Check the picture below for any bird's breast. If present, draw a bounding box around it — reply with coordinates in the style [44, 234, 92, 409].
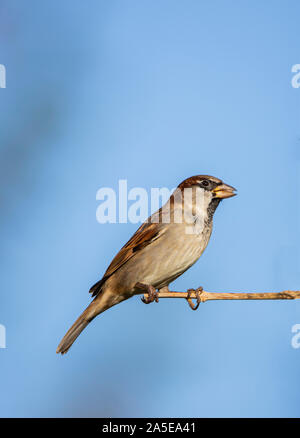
[113, 222, 213, 293]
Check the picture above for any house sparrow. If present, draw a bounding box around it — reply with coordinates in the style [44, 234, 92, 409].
[57, 175, 236, 354]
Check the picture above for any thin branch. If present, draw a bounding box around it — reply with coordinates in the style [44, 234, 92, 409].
[142, 289, 300, 304]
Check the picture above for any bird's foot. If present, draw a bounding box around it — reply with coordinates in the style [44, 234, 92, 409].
[186, 286, 203, 310]
[135, 282, 159, 304]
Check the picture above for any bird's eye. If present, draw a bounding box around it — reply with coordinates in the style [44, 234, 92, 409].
[201, 180, 210, 188]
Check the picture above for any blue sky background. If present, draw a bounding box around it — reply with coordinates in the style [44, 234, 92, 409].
[0, 0, 300, 417]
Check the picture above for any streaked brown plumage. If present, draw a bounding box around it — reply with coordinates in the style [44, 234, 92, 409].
[57, 175, 236, 354]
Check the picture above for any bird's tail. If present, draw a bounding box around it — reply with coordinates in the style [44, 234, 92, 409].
[56, 295, 110, 355]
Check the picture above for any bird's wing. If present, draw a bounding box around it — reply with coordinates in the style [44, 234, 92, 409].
[89, 220, 166, 297]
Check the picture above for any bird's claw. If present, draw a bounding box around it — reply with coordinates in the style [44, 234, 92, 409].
[186, 287, 203, 310]
[141, 287, 159, 304]
[135, 282, 159, 304]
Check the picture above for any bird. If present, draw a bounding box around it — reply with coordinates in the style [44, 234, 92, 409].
[56, 175, 236, 354]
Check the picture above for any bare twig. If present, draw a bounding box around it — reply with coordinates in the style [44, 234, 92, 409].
[141, 288, 300, 305]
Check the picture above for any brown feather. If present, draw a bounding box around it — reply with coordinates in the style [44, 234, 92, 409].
[89, 221, 165, 297]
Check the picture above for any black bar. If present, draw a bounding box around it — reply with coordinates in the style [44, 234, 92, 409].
[0, 418, 299, 434]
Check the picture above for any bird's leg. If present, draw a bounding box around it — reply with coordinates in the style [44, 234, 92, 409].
[135, 282, 159, 304]
[158, 286, 170, 294]
[186, 286, 203, 310]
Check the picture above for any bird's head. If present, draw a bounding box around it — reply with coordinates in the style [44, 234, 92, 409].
[176, 175, 237, 219]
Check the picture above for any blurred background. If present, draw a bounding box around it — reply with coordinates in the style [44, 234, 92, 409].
[0, 0, 300, 417]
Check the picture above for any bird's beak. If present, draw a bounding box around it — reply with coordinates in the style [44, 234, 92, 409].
[212, 183, 237, 199]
